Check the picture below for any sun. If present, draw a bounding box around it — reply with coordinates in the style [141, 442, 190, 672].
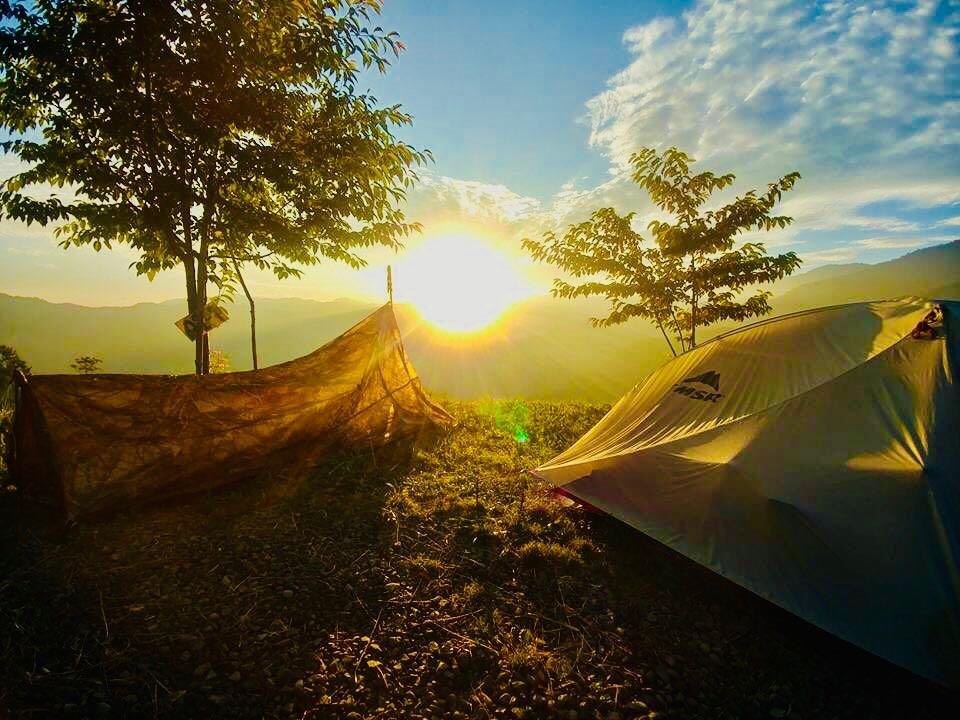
[394, 231, 534, 333]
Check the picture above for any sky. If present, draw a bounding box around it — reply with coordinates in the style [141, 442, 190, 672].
[1, 0, 958, 307]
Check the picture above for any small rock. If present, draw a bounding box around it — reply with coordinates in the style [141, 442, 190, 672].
[282, 589, 294, 599]
[229, 671, 241, 682]
[194, 662, 212, 678]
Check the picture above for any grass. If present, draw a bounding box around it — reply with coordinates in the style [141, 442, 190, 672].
[0, 400, 956, 719]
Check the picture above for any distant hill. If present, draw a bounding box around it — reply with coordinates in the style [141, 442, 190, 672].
[2, 240, 957, 401]
[771, 262, 868, 295]
[0, 293, 375, 375]
[773, 240, 960, 314]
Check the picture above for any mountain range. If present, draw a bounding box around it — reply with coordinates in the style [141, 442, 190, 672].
[2, 240, 957, 402]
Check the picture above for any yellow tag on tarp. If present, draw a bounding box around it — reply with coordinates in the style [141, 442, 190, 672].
[175, 302, 229, 341]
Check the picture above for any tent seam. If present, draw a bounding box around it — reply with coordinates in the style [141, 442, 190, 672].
[676, 297, 930, 357]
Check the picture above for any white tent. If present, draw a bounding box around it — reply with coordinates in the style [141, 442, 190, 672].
[533, 298, 960, 687]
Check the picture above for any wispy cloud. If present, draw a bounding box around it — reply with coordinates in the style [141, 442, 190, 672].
[854, 235, 953, 249]
[414, 175, 543, 224]
[572, 0, 960, 262]
[6, 246, 49, 257]
[801, 247, 859, 263]
[588, 0, 958, 170]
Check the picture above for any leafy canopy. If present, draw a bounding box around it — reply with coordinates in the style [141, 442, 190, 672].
[0, 0, 428, 372]
[524, 147, 801, 353]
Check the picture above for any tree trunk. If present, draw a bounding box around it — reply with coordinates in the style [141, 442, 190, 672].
[179, 202, 210, 375]
[656, 318, 677, 357]
[196, 280, 209, 375]
[195, 251, 210, 375]
[234, 262, 258, 370]
[689, 255, 698, 349]
[182, 252, 204, 376]
[670, 308, 686, 353]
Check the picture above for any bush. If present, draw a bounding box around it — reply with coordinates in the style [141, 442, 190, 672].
[0, 345, 29, 480]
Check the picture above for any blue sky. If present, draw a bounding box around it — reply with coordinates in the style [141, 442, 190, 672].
[1, 0, 958, 304]
[361, 0, 693, 200]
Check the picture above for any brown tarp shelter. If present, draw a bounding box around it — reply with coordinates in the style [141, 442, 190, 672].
[10, 303, 453, 519]
[534, 298, 960, 687]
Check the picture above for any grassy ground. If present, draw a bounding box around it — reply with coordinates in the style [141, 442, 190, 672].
[0, 400, 956, 719]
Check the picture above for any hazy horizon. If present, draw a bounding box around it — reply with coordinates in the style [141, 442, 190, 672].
[5, 239, 958, 402]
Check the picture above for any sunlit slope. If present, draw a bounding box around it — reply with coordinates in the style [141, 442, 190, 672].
[773, 240, 960, 314]
[395, 297, 669, 401]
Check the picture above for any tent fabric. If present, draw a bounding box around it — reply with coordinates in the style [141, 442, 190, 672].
[533, 298, 960, 687]
[11, 303, 454, 519]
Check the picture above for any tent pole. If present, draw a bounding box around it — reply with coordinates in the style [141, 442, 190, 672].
[387, 265, 393, 305]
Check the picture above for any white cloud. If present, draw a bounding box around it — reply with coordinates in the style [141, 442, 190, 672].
[622, 17, 676, 53]
[411, 174, 542, 225]
[6, 246, 49, 256]
[801, 247, 859, 263]
[935, 215, 960, 227]
[577, 0, 959, 259]
[777, 179, 960, 233]
[854, 235, 953, 249]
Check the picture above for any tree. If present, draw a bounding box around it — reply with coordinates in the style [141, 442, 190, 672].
[0, 345, 28, 476]
[0, 0, 428, 375]
[0, 344, 29, 399]
[523, 208, 686, 356]
[524, 147, 801, 353]
[70, 355, 102, 374]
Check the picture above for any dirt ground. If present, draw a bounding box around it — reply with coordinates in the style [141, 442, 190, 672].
[1, 401, 957, 719]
